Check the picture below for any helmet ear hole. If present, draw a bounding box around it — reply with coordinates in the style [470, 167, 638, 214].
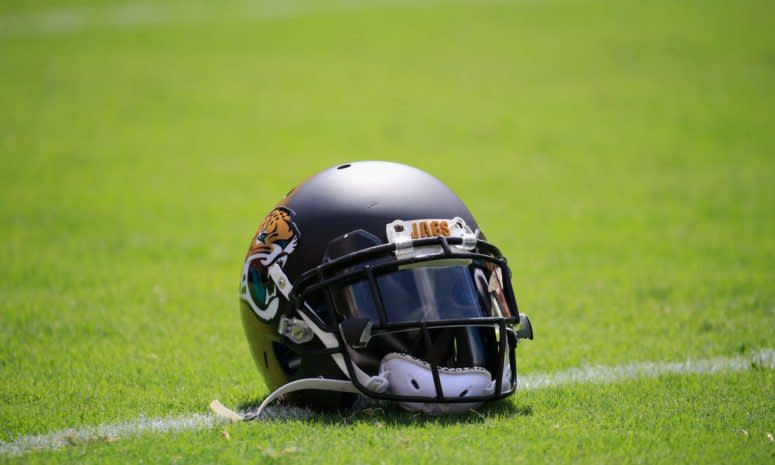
[410, 379, 420, 390]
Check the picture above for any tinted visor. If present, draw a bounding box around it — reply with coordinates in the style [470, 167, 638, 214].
[332, 261, 512, 324]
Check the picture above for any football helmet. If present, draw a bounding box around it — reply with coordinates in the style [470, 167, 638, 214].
[238, 161, 532, 415]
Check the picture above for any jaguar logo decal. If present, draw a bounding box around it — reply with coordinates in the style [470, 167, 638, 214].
[240, 207, 300, 321]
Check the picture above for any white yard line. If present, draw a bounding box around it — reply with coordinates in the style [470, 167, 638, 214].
[0, 414, 220, 457]
[1, 348, 773, 457]
[0, 0, 530, 38]
[519, 348, 775, 390]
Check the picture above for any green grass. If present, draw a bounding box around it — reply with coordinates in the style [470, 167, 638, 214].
[12, 370, 775, 464]
[1, 0, 774, 463]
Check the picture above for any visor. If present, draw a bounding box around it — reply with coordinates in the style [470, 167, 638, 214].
[332, 261, 512, 324]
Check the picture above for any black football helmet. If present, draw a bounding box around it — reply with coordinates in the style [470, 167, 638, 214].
[238, 161, 532, 415]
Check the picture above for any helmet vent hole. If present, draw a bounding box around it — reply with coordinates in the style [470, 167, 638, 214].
[459, 389, 469, 397]
[337, 164, 351, 170]
[410, 379, 420, 390]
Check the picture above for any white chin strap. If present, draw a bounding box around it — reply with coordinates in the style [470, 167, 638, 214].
[210, 265, 517, 420]
[211, 296, 512, 419]
[211, 350, 511, 420]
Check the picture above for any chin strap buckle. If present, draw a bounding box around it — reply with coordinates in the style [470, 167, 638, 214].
[278, 316, 314, 344]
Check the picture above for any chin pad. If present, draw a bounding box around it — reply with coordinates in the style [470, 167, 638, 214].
[379, 352, 506, 415]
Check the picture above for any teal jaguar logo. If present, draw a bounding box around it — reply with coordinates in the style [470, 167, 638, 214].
[240, 207, 300, 321]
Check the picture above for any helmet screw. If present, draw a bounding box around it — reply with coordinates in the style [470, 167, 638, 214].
[394, 224, 404, 232]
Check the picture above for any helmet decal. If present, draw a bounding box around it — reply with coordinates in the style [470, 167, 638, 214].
[240, 207, 300, 321]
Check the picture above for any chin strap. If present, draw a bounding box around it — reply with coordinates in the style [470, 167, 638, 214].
[210, 351, 511, 420]
[211, 378, 362, 422]
[210, 322, 513, 420]
[211, 375, 389, 421]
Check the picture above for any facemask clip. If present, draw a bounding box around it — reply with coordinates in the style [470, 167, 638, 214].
[278, 316, 314, 344]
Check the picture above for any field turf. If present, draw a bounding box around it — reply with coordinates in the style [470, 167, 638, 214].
[1, 0, 774, 463]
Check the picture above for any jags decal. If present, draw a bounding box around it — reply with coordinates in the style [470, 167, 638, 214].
[240, 207, 300, 321]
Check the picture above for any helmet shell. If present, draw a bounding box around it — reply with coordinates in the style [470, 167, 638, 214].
[240, 161, 487, 410]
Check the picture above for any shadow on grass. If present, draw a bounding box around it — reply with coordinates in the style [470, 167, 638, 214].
[236, 396, 533, 426]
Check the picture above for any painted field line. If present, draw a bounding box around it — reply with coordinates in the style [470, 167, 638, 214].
[0, 0, 530, 38]
[1, 348, 773, 456]
[519, 348, 775, 390]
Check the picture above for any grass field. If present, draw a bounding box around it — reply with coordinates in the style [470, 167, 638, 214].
[1, 0, 774, 463]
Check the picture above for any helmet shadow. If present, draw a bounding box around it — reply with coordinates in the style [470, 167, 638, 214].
[236, 396, 532, 426]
